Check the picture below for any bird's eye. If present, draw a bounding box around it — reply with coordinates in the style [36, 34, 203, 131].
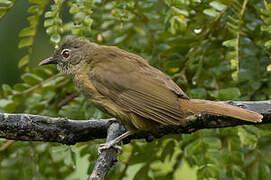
[61, 49, 70, 58]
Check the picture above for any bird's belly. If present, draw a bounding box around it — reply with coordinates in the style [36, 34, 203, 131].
[73, 73, 129, 119]
[72, 72, 158, 131]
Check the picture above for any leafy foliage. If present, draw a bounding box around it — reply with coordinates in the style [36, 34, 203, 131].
[44, 0, 64, 46]
[0, 0, 271, 179]
[0, 0, 15, 19]
[18, 0, 48, 69]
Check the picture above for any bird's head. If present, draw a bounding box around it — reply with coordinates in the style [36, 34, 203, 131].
[39, 38, 98, 75]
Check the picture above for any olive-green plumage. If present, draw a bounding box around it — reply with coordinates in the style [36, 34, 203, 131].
[40, 38, 263, 150]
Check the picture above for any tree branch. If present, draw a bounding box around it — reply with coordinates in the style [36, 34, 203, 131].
[0, 113, 111, 145]
[0, 101, 270, 145]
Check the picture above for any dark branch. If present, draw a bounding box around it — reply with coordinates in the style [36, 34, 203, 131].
[0, 113, 110, 145]
[0, 100, 270, 145]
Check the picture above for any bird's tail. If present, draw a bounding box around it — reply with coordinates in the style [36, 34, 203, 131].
[179, 99, 262, 122]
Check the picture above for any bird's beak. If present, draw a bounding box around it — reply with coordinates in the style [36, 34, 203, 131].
[39, 57, 57, 66]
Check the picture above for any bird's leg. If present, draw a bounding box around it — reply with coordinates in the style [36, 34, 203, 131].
[98, 130, 136, 154]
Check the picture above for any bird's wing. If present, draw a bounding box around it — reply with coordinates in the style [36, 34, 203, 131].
[89, 46, 186, 125]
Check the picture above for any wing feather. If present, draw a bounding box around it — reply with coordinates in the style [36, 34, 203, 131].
[89, 46, 186, 125]
[118, 91, 183, 125]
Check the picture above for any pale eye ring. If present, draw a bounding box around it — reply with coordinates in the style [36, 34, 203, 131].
[61, 49, 70, 58]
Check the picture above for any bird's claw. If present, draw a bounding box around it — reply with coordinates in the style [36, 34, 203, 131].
[105, 118, 117, 128]
[98, 141, 122, 154]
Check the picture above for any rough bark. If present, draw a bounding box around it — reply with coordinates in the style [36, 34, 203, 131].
[0, 101, 270, 144]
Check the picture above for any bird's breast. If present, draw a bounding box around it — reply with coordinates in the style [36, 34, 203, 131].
[72, 64, 127, 120]
[73, 72, 97, 99]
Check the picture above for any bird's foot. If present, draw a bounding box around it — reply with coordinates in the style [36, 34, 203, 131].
[105, 118, 118, 128]
[98, 141, 122, 154]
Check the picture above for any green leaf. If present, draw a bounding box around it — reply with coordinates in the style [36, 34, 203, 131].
[218, 87, 241, 100]
[202, 137, 221, 150]
[0, 99, 16, 112]
[230, 59, 238, 70]
[259, 163, 270, 180]
[27, 15, 39, 25]
[12, 94, 23, 104]
[44, 19, 54, 27]
[33, 68, 54, 79]
[2, 84, 12, 95]
[133, 164, 150, 180]
[13, 83, 31, 91]
[190, 88, 207, 99]
[169, 15, 187, 34]
[59, 103, 84, 120]
[21, 73, 43, 85]
[231, 70, 238, 81]
[160, 140, 176, 161]
[19, 27, 35, 37]
[42, 91, 56, 102]
[83, 16, 93, 26]
[27, 5, 40, 13]
[208, 90, 219, 98]
[222, 39, 236, 47]
[223, 151, 243, 164]
[203, 8, 219, 17]
[264, 40, 271, 48]
[42, 76, 65, 88]
[0, 0, 13, 5]
[69, 4, 79, 14]
[261, 25, 271, 32]
[238, 126, 258, 149]
[64, 149, 76, 168]
[0, 9, 7, 19]
[18, 37, 33, 48]
[44, 11, 56, 18]
[46, 26, 58, 35]
[51, 145, 69, 153]
[197, 165, 219, 179]
[210, 1, 227, 11]
[29, 0, 45, 4]
[227, 21, 239, 32]
[0, 1, 14, 19]
[18, 55, 30, 68]
[184, 138, 206, 156]
[171, 6, 189, 16]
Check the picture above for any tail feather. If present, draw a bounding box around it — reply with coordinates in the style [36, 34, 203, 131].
[179, 99, 262, 122]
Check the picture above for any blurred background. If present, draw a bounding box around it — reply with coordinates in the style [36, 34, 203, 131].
[0, 0, 51, 85]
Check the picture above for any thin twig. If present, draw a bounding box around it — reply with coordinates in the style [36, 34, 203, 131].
[57, 92, 79, 108]
[118, 148, 134, 180]
[22, 73, 63, 94]
[240, 0, 248, 16]
[234, 0, 248, 80]
[263, 0, 268, 8]
[0, 140, 15, 152]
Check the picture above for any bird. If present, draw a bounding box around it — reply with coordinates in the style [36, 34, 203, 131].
[39, 38, 263, 152]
